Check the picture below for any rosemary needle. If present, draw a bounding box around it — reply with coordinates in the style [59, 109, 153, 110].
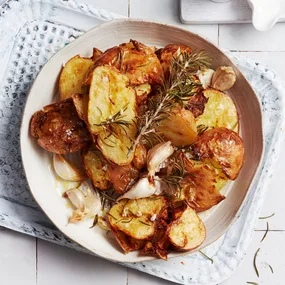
[267, 263, 274, 274]
[253, 248, 260, 278]
[199, 250, 214, 264]
[89, 215, 98, 229]
[259, 213, 275, 220]
[247, 282, 259, 285]
[260, 222, 269, 242]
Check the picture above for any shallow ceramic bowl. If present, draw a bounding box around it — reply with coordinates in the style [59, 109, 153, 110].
[20, 19, 263, 262]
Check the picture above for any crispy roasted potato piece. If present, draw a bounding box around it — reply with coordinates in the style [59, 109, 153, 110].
[85, 40, 163, 86]
[88, 65, 137, 164]
[168, 206, 205, 250]
[92, 47, 103, 61]
[106, 163, 139, 194]
[180, 158, 226, 212]
[193, 127, 245, 180]
[59, 55, 94, 100]
[196, 89, 239, 132]
[108, 197, 167, 240]
[186, 92, 208, 118]
[132, 144, 147, 170]
[158, 108, 197, 146]
[134, 83, 151, 106]
[30, 99, 91, 154]
[81, 146, 112, 190]
[71, 94, 89, 123]
[156, 44, 192, 77]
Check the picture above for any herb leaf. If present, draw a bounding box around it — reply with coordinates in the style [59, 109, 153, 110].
[199, 250, 214, 264]
[260, 222, 269, 242]
[89, 215, 98, 229]
[253, 248, 260, 278]
[259, 213, 275, 220]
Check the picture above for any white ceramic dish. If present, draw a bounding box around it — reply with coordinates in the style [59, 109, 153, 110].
[20, 19, 263, 263]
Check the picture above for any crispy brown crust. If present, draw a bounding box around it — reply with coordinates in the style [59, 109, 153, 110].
[30, 99, 91, 154]
[92, 47, 103, 61]
[192, 127, 245, 180]
[186, 92, 209, 118]
[156, 44, 192, 77]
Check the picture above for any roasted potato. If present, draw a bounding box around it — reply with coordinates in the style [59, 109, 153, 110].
[158, 107, 198, 146]
[59, 55, 94, 100]
[168, 206, 206, 250]
[132, 144, 147, 170]
[84, 40, 163, 86]
[92, 47, 103, 61]
[192, 127, 245, 180]
[30, 99, 91, 154]
[106, 163, 139, 194]
[196, 89, 239, 132]
[156, 44, 192, 77]
[81, 146, 112, 190]
[71, 94, 89, 123]
[108, 197, 168, 240]
[186, 92, 208, 118]
[180, 158, 226, 212]
[134, 83, 152, 106]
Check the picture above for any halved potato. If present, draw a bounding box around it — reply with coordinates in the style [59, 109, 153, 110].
[81, 146, 112, 190]
[71, 94, 89, 123]
[180, 158, 226, 212]
[156, 44, 192, 77]
[158, 108, 197, 146]
[192, 127, 245, 180]
[168, 206, 206, 250]
[30, 99, 91, 154]
[196, 88, 239, 132]
[108, 197, 167, 240]
[59, 55, 94, 100]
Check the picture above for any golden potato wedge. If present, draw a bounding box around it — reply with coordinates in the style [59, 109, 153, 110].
[196, 88, 239, 132]
[186, 92, 208, 118]
[71, 94, 89, 123]
[180, 158, 226, 212]
[30, 99, 91, 154]
[106, 162, 139, 194]
[81, 146, 112, 190]
[157, 108, 198, 146]
[192, 127, 245, 180]
[132, 144, 147, 170]
[108, 197, 167, 240]
[156, 44, 192, 77]
[168, 206, 205, 250]
[92, 47, 103, 61]
[59, 55, 94, 100]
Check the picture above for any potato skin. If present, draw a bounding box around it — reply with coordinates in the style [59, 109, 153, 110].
[156, 44, 192, 77]
[92, 47, 103, 61]
[192, 127, 245, 180]
[186, 92, 208, 118]
[30, 99, 91, 154]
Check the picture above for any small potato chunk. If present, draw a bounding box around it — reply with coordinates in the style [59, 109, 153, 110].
[196, 89, 239, 132]
[156, 44, 192, 77]
[193, 127, 245, 180]
[158, 108, 197, 147]
[92, 47, 103, 61]
[108, 197, 167, 240]
[88, 66, 137, 164]
[71, 94, 89, 123]
[180, 158, 226, 212]
[82, 146, 112, 190]
[132, 144, 147, 170]
[30, 99, 90, 154]
[59, 56, 94, 100]
[168, 206, 206, 250]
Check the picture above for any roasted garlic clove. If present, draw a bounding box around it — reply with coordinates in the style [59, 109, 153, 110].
[147, 141, 174, 177]
[53, 154, 86, 181]
[211, 66, 236, 91]
[196, 69, 215, 89]
[117, 177, 162, 201]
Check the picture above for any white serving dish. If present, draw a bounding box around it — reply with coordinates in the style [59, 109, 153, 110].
[20, 18, 263, 263]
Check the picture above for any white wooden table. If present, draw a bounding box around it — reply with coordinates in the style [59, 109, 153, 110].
[1, 0, 285, 284]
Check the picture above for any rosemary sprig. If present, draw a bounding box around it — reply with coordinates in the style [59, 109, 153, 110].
[130, 51, 211, 152]
[260, 222, 269, 242]
[253, 248, 260, 278]
[259, 213, 275, 220]
[199, 250, 214, 264]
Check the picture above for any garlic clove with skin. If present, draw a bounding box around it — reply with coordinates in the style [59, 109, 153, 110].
[117, 177, 162, 201]
[196, 69, 215, 89]
[147, 141, 174, 177]
[211, 66, 236, 91]
[53, 154, 86, 182]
